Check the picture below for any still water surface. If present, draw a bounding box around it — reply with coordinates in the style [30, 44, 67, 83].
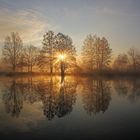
[0, 76, 140, 139]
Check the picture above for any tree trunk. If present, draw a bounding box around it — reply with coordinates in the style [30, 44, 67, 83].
[60, 61, 65, 77]
[21, 66, 23, 72]
[50, 65, 53, 75]
[28, 65, 30, 72]
[31, 64, 33, 72]
[13, 65, 16, 72]
[61, 75, 65, 84]
[50, 59, 53, 74]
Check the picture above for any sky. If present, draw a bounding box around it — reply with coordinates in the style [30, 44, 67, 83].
[0, 0, 140, 55]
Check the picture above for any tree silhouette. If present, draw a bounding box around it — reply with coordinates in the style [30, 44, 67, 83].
[82, 35, 112, 73]
[2, 32, 23, 72]
[24, 45, 39, 72]
[42, 31, 56, 74]
[94, 37, 112, 71]
[81, 35, 95, 72]
[113, 53, 129, 72]
[54, 33, 76, 76]
[128, 47, 140, 71]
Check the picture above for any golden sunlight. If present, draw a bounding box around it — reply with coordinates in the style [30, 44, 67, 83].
[58, 54, 66, 61]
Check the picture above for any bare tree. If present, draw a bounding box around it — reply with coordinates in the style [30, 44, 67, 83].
[37, 49, 49, 72]
[94, 37, 112, 71]
[81, 35, 112, 73]
[2, 32, 23, 72]
[37, 31, 76, 75]
[81, 35, 96, 72]
[24, 45, 39, 72]
[113, 53, 129, 72]
[42, 31, 56, 74]
[55, 33, 76, 76]
[17, 52, 26, 72]
[128, 47, 140, 71]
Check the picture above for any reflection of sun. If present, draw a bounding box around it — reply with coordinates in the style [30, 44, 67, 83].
[58, 54, 66, 61]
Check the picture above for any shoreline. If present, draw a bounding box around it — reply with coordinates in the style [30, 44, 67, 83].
[0, 71, 140, 78]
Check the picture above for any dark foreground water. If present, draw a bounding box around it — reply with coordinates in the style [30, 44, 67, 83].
[0, 76, 140, 140]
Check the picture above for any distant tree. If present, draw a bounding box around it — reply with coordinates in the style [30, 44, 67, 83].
[128, 47, 140, 71]
[55, 33, 76, 76]
[81, 35, 96, 72]
[2, 32, 23, 72]
[37, 49, 49, 72]
[17, 52, 26, 72]
[24, 45, 39, 72]
[113, 53, 129, 71]
[94, 37, 112, 71]
[42, 31, 56, 74]
[82, 35, 112, 73]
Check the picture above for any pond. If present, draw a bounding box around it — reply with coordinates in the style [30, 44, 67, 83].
[0, 76, 140, 139]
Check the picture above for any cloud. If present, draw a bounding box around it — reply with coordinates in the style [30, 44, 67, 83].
[0, 8, 49, 46]
[94, 7, 139, 17]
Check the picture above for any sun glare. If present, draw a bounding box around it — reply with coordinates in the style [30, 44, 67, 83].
[58, 54, 66, 61]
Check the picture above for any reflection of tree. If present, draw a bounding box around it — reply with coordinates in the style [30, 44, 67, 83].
[114, 79, 140, 102]
[2, 76, 77, 119]
[114, 80, 129, 97]
[36, 77, 77, 120]
[21, 77, 41, 104]
[55, 78, 77, 118]
[35, 77, 58, 120]
[82, 79, 111, 115]
[128, 80, 140, 102]
[3, 80, 23, 117]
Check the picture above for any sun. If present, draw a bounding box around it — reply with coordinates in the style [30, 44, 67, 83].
[58, 54, 66, 61]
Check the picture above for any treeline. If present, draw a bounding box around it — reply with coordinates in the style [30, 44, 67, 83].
[2, 31, 76, 75]
[113, 48, 140, 73]
[1, 31, 140, 75]
[81, 35, 140, 75]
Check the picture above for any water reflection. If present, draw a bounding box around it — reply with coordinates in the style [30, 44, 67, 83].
[114, 80, 129, 97]
[3, 80, 23, 117]
[113, 79, 140, 102]
[35, 76, 77, 120]
[81, 78, 111, 115]
[128, 80, 140, 102]
[2, 76, 140, 119]
[2, 76, 77, 120]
